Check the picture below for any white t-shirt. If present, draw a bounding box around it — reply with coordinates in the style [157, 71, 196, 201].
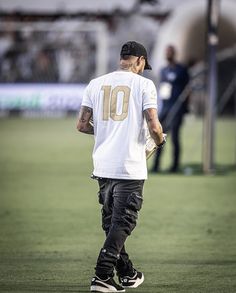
[81, 71, 157, 179]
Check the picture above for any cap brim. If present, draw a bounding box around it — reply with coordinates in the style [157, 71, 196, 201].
[144, 60, 152, 70]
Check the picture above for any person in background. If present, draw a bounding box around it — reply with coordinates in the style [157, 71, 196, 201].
[151, 45, 189, 173]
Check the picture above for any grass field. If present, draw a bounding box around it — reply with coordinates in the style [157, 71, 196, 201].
[0, 117, 236, 293]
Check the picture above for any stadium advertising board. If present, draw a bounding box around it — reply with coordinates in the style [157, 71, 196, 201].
[0, 84, 86, 114]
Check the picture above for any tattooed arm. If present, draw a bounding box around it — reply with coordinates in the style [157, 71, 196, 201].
[144, 108, 164, 146]
[76, 106, 94, 135]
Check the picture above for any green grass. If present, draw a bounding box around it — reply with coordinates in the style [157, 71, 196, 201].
[0, 117, 236, 293]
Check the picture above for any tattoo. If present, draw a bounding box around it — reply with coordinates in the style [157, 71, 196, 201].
[77, 106, 94, 135]
[83, 123, 94, 135]
[79, 106, 93, 122]
[144, 109, 154, 122]
[120, 63, 133, 70]
[144, 108, 163, 145]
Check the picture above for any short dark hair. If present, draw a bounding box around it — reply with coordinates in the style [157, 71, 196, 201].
[120, 54, 133, 60]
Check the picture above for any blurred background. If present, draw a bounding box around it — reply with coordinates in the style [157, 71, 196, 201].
[0, 0, 235, 112]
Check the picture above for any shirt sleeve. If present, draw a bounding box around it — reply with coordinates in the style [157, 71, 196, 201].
[81, 81, 93, 108]
[142, 79, 158, 111]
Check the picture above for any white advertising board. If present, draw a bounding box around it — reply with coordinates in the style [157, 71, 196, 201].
[0, 84, 86, 111]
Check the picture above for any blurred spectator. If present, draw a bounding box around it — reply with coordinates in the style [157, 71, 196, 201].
[1, 49, 19, 82]
[0, 14, 158, 83]
[0, 21, 97, 83]
[151, 45, 189, 173]
[32, 48, 58, 83]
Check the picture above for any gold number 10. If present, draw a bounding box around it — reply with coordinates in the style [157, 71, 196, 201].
[102, 85, 130, 121]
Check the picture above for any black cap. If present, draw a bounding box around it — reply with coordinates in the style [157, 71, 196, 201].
[120, 41, 152, 70]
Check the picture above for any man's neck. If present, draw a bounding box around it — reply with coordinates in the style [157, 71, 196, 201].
[120, 63, 132, 71]
[119, 64, 140, 74]
[168, 60, 176, 67]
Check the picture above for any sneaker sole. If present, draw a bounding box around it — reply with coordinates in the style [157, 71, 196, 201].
[90, 285, 126, 292]
[122, 274, 144, 289]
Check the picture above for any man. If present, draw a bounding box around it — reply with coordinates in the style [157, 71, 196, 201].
[151, 45, 189, 173]
[77, 41, 166, 292]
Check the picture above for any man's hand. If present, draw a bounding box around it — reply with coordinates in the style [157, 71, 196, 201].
[146, 133, 167, 160]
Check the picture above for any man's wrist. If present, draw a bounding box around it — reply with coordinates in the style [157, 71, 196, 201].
[157, 133, 167, 148]
[157, 141, 165, 147]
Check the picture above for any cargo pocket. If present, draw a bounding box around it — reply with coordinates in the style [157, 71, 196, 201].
[122, 192, 143, 235]
[126, 191, 143, 212]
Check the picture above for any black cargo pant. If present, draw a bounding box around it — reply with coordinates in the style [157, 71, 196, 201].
[95, 178, 144, 278]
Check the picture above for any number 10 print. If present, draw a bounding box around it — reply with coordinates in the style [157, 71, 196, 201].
[102, 86, 130, 121]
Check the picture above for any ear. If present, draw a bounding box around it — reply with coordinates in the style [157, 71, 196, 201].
[136, 57, 141, 66]
[137, 56, 144, 66]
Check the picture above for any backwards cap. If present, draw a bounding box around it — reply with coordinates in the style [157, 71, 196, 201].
[120, 41, 152, 70]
